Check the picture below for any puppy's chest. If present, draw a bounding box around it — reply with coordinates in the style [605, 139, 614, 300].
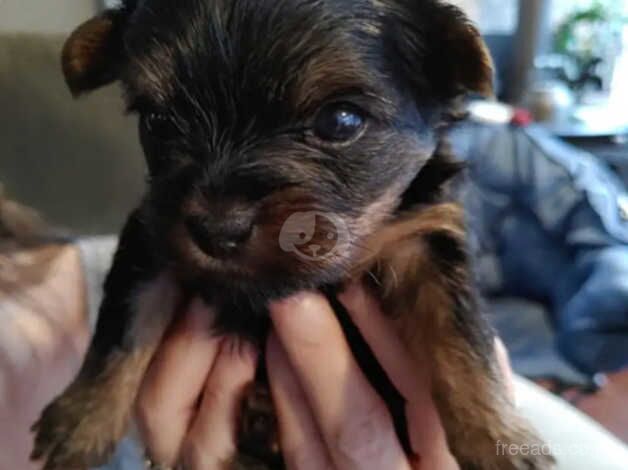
[187, 283, 342, 343]
[187, 286, 274, 342]
[176, 270, 341, 340]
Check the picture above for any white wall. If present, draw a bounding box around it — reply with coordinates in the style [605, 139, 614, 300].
[0, 0, 99, 33]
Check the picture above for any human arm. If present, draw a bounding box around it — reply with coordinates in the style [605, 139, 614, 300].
[0, 244, 89, 470]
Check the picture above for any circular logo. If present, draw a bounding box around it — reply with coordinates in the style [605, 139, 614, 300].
[279, 212, 350, 261]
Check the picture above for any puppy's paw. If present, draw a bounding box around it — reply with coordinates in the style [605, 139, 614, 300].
[31, 384, 127, 470]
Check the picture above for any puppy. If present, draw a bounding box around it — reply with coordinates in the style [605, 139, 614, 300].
[33, 1, 554, 469]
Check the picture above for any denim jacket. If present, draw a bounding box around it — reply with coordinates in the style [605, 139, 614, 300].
[451, 123, 628, 375]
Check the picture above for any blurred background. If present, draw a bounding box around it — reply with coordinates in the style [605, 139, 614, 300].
[0, 0, 143, 234]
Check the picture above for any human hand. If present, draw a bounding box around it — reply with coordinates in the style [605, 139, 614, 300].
[266, 284, 460, 470]
[136, 299, 259, 469]
[0, 244, 88, 470]
[137, 285, 515, 469]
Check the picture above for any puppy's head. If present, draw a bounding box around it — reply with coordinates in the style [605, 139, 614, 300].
[63, 0, 492, 293]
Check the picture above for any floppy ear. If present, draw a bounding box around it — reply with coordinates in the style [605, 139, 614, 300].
[387, 0, 494, 100]
[62, 8, 130, 96]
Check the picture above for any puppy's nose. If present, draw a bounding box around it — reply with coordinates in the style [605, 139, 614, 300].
[185, 211, 254, 258]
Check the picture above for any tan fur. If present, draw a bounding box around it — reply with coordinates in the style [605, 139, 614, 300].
[32, 274, 181, 470]
[448, 26, 495, 97]
[293, 45, 382, 113]
[61, 12, 122, 96]
[356, 204, 554, 469]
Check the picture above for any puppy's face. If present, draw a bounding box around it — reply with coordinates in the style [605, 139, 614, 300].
[63, 0, 491, 293]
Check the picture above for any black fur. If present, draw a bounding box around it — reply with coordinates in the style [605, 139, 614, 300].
[33, 2, 513, 469]
[109, 0, 481, 334]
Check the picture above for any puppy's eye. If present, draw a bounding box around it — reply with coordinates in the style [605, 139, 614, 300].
[314, 103, 366, 142]
[141, 112, 180, 140]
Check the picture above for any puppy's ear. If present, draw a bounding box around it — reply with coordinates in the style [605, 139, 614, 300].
[387, 0, 494, 100]
[62, 8, 130, 96]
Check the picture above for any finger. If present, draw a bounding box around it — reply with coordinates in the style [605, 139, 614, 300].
[338, 283, 457, 469]
[270, 292, 412, 470]
[266, 333, 333, 470]
[136, 298, 221, 466]
[182, 336, 258, 469]
[337, 283, 429, 397]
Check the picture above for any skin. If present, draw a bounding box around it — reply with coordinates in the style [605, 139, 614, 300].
[0, 245, 88, 470]
[138, 284, 511, 470]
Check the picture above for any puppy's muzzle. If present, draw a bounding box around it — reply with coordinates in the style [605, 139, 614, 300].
[184, 204, 256, 258]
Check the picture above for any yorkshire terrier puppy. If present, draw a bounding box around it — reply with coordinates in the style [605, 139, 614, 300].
[33, 1, 554, 469]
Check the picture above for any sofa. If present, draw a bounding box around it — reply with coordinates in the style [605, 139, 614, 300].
[0, 33, 145, 235]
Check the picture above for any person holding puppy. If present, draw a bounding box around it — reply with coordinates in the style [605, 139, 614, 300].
[2, 187, 627, 470]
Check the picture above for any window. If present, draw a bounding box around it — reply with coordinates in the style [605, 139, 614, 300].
[449, 0, 518, 34]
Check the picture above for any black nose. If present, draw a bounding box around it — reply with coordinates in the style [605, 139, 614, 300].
[185, 212, 254, 258]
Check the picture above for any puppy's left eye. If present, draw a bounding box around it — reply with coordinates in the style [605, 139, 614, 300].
[314, 103, 366, 142]
[141, 112, 180, 141]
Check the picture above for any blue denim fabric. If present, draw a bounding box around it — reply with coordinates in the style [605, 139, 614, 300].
[94, 439, 144, 470]
[451, 123, 628, 376]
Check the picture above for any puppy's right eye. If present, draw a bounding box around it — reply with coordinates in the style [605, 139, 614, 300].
[313, 103, 366, 143]
[141, 112, 180, 141]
